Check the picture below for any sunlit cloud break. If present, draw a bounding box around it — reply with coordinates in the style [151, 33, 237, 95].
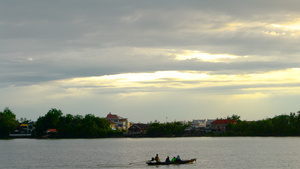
[52, 68, 300, 97]
[175, 50, 239, 62]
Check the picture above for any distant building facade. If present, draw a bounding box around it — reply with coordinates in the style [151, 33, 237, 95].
[9, 121, 35, 137]
[127, 123, 149, 136]
[190, 119, 217, 133]
[211, 119, 236, 133]
[183, 119, 217, 135]
[205, 119, 216, 133]
[191, 119, 206, 128]
[105, 113, 130, 130]
[107, 120, 118, 130]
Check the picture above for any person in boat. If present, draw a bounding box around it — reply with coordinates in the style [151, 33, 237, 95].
[171, 157, 176, 162]
[165, 156, 170, 163]
[176, 155, 181, 161]
[154, 154, 160, 162]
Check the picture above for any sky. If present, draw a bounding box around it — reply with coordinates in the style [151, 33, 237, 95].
[1, 0, 300, 123]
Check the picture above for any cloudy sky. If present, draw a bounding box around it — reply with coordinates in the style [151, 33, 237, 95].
[1, 0, 300, 123]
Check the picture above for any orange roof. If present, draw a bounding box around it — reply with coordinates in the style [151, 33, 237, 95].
[47, 129, 57, 132]
[20, 124, 28, 127]
[211, 119, 236, 124]
[106, 113, 122, 119]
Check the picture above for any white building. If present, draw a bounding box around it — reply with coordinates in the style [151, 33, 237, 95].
[191, 119, 207, 128]
[191, 119, 216, 133]
[205, 119, 216, 133]
[105, 113, 130, 130]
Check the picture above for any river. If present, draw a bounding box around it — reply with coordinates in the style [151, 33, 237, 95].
[1, 137, 300, 169]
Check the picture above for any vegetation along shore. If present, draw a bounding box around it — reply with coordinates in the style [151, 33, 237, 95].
[1, 107, 300, 139]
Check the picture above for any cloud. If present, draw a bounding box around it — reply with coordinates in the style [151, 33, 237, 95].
[1, 46, 299, 88]
[2, 1, 300, 121]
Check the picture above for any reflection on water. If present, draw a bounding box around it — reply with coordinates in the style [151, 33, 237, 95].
[1, 137, 300, 169]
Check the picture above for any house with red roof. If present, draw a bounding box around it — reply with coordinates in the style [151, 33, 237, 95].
[211, 119, 236, 133]
[46, 129, 57, 133]
[106, 113, 130, 130]
[107, 120, 118, 130]
[45, 128, 58, 138]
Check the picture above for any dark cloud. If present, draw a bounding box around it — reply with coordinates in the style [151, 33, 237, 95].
[1, 0, 300, 87]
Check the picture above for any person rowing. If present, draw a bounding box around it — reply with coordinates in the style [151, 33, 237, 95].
[176, 155, 181, 161]
[171, 156, 176, 162]
[154, 154, 160, 162]
[165, 156, 170, 163]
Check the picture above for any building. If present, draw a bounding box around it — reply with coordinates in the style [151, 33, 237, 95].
[191, 119, 206, 128]
[9, 122, 35, 138]
[46, 129, 57, 133]
[205, 119, 216, 133]
[105, 113, 130, 130]
[127, 123, 149, 136]
[190, 119, 206, 134]
[46, 128, 58, 138]
[107, 120, 118, 130]
[190, 119, 217, 133]
[211, 119, 236, 133]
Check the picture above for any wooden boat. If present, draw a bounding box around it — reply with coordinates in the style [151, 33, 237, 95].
[146, 158, 196, 165]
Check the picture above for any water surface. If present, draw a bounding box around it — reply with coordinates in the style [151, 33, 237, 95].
[1, 137, 300, 169]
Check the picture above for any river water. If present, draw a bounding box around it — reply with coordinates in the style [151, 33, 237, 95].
[1, 137, 300, 169]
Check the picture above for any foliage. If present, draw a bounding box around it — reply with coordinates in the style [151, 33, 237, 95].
[6, 106, 300, 138]
[227, 114, 241, 123]
[19, 117, 30, 124]
[35, 108, 63, 137]
[0, 108, 19, 138]
[147, 122, 189, 137]
[35, 108, 120, 138]
[225, 111, 300, 136]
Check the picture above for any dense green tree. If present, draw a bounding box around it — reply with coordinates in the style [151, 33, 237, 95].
[225, 111, 300, 136]
[19, 117, 30, 124]
[0, 108, 18, 138]
[147, 122, 189, 137]
[35, 108, 115, 138]
[35, 108, 63, 136]
[227, 114, 241, 123]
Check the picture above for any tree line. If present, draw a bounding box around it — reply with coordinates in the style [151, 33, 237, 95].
[147, 121, 189, 137]
[2, 107, 300, 138]
[225, 111, 300, 136]
[0, 108, 122, 138]
[0, 108, 19, 138]
[35, 108, 123, 138]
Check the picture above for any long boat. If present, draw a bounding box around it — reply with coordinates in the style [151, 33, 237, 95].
[146, 158, 196, 165]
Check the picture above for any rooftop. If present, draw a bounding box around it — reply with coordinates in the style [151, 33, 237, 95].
[106, 113, 122, 119]
[211, 119, 236, 124]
